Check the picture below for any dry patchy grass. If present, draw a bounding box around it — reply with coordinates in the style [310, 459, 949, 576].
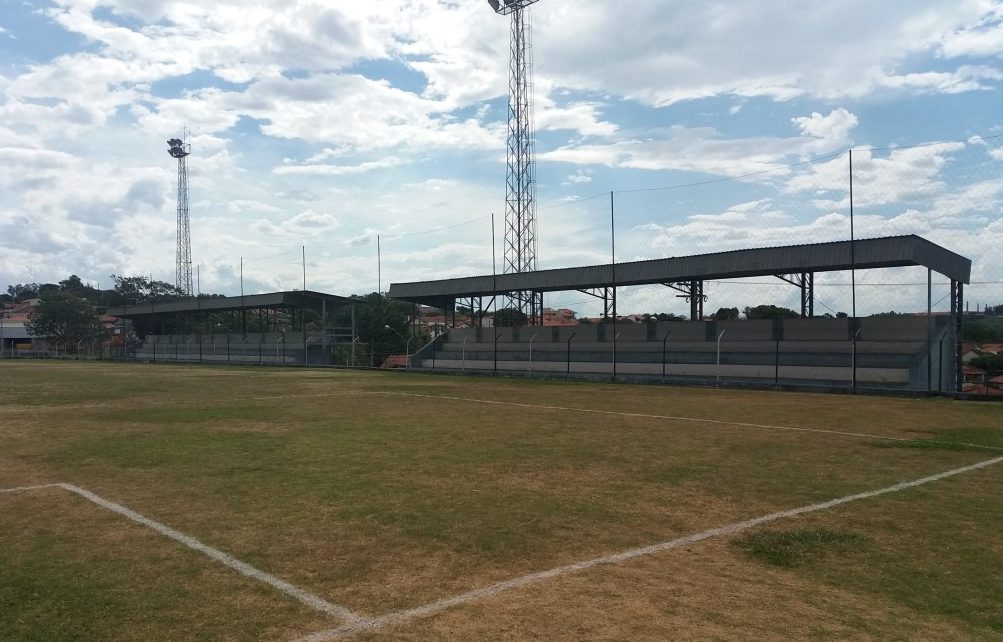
[1, 360, 1001, 640]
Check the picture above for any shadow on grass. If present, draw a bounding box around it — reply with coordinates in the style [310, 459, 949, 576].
[734, 528, 867, 568]
[871, 427, 1003, 453]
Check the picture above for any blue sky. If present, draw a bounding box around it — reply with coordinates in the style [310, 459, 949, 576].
[1, 0, 1002, 316]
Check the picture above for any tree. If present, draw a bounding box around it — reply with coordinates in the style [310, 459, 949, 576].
[653, 312, 687, 322]
[743, 305, 799, 320]
[25, 290, 103, 348]
[346, 292, 424, 364]
[493, 307, 528, 327]
[965, 317, 1003, 343]
[110, 275, 185, 306]
[58, 275, 85, 292]
[7, 283, 41, 302]
[711, 307, 739, 321]
[970, 353, 1003, 375]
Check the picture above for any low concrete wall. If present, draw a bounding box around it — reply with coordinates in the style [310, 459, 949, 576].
[424, 317, 953, 391]
[424, 359, 909, 384]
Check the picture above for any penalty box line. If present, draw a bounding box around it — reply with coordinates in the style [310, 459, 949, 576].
[294, 454, 1003, 641]
[374, 391, 1003, 452]
[0, 482, 363, 625]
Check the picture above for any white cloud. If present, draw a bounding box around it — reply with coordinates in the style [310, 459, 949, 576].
[784, 141, 967, 208]
[540, 108, 858, 175]
[874, 65, 1003, 95]
[535, 0, 1001, 106]
[564, 170, 593, 185]
[227, 200, 283, 214]
[792, 108, 858, 143]
[2, 0, 1002, 302]
[251, 209, 341, 239]
[274, 157, 406, 176]
[939, 6, 1003, 58]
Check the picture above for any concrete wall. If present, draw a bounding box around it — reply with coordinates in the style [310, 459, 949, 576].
[422, 317, 954, 391]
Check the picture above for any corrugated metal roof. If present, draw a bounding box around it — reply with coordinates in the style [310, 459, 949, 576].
[389, 235, 971, 306]
[106, 290, 357, 318]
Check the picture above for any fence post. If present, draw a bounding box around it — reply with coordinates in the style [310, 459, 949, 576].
[566, 332, 577, 377]
[939, 334, 946, 392]
[716, 330, 726, 384]
[775, 340, 780, 387]
[662, 331, 671, 378]
[529, 332, 539, 374]
[851, 326, 861, 393]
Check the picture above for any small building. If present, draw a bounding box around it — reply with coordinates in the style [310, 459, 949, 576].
[0, 308, 34, 354]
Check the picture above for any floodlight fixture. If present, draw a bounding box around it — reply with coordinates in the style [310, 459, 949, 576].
[167, 138, 190, 159]
[488, 0, 540, 16]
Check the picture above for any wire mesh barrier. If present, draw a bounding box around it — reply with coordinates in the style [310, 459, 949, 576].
[10, 335, 377, 368]
[5, 136, 999, 396]
[535, 138, 1003, 318]
[152, 134, 1001, 323]
[415, 318, 964, 395]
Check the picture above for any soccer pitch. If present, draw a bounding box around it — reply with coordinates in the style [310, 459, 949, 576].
[1, 361, 1001, 641]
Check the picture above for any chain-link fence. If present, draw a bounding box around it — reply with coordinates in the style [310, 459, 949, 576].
[536, 137, 1002, 319]
[180, 134, 1002, 322]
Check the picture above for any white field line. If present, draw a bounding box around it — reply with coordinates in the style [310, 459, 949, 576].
[0, 483, 63, 494]
[2, 482, 362, 624]
[375, 391, 1003, 452]
[0, 391, 367, 415]
[248, 392, 368, 401]
[295, 455, 1003, 641]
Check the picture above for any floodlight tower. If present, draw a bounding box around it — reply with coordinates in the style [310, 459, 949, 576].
[489, 0, 543, 322]
[167, 135, 193, 296]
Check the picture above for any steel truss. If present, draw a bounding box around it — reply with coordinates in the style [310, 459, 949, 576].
[168, 137, 193, 296]
[664, 281, 706, 321]
[578, 288, 615, 319]
[499, 2, 542, 319]
[775, 272, 815, 317]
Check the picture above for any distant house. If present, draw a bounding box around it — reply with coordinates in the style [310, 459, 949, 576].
[620, 314, 648, 324]
[414, 305, 473, 332]
[961, 343, 980, 363]
[0, 306, 33, 351]
[542, 308, 578, 326]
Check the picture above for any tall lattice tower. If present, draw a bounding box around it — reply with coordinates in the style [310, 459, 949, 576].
[489, 0, 543, 321]
[167, 135, 193, 296]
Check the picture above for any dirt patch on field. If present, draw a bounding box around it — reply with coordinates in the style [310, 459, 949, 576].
[354, 540, 994, 641]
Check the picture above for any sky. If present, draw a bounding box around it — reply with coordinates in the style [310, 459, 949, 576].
[1, 0, 1002, 317]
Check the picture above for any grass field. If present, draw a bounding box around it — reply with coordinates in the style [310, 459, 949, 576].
[1, 360, 1001, 641]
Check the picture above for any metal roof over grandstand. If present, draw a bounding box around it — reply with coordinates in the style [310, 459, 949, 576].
[388, 235, 971, 308]
[106, 290, 357, 318]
